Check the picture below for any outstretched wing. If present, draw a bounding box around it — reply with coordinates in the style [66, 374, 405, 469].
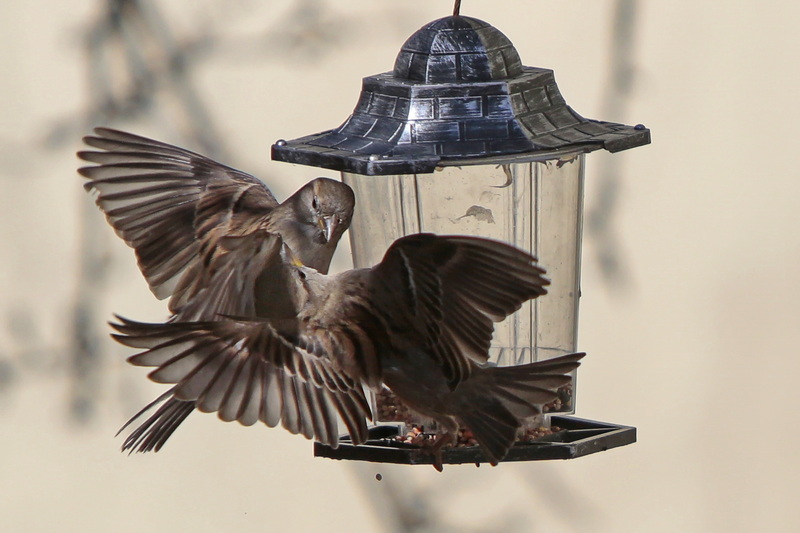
[111, 316, 372, 450]
[78, 127, 279, 309]
[115, 387, 194, 453]
[169, 231, 284, 321]
[371, 234, 550, 386]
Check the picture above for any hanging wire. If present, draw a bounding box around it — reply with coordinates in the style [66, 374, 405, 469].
[454, 0, 461, 16]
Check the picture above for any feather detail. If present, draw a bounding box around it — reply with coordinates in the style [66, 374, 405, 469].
[112, 316, 370, 448]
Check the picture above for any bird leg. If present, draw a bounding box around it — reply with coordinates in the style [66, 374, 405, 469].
[418, 426, 458, 472]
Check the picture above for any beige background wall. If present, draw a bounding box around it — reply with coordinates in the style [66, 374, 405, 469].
[1, 1, 798, 531]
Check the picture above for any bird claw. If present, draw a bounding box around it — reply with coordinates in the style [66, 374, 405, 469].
[419, 431, 455, 472]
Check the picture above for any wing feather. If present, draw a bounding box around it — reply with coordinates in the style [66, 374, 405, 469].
[111, 317, 371, 449]
[79, 127, 278, 303]
[371, 234, 550, 386]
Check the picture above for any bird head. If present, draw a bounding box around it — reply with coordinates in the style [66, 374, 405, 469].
[275, 177, 355, 274]
[299, 178, 355, 245]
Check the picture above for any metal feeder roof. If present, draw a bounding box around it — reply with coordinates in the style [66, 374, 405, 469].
[272, 15, 650, 175]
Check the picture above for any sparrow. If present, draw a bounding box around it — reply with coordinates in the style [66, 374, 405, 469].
[78, 127, 355, 315]
[111, 232, 585, 469]
[78, 127, 356, 450]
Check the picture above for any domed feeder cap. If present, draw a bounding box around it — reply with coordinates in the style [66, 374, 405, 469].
[272, 15, 650, 176]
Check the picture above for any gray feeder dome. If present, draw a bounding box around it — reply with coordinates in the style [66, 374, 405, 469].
[272, 15, 650, 175]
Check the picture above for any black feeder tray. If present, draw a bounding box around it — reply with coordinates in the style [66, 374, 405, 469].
[314, 417, 636, 466]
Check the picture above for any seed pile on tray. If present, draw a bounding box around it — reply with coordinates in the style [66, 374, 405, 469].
[543, 383, 574, 413]
[374, 385, 572, 448]
[375, 388, 415, 423]
[393, 424, 564, 447]
[375, 384, 573, 423]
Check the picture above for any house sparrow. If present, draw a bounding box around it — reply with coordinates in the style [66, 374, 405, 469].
[111, 232, 585, 469]
[79, 127, 355, 449]
[78, 127, 354, 312]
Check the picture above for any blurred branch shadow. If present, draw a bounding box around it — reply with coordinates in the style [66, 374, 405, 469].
[349, 463, 527, 533]
[63, 0, 232, 424]
[585, 0, 641, 291]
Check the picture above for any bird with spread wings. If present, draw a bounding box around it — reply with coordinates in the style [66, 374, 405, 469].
[79, 128, 355, 451]
[80, 129, 584, 469]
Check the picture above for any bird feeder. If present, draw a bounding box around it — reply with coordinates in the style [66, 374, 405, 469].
[273, 14, 649, 465]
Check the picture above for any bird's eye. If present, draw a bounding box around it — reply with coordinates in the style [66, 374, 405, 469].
[312, 195, 318, 210]
[298, 270, 306, 280]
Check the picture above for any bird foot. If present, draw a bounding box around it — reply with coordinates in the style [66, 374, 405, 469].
[420, 431, 456, 472]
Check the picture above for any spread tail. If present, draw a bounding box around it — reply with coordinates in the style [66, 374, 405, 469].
[453, 352, 585, 465]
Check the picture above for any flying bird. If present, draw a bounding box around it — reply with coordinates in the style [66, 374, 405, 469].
[111, 232, 585, 469]
[78, 127, 355, 449]
[78, 128, 355, 311]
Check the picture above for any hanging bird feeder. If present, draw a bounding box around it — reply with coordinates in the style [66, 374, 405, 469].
[272, 12, 648, 466]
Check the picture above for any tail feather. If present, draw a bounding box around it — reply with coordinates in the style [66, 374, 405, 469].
[453, 352, 585, 463]
[491, 352, 583, 419]
[490, 352, 584, 378]
[490, 383, 564, 413]
[457, 402, 519, 465]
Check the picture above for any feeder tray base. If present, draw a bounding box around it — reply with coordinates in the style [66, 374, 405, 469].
[314, 416, 635, 466]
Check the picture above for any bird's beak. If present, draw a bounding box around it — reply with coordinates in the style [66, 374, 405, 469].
[319, 215, 336, 243]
